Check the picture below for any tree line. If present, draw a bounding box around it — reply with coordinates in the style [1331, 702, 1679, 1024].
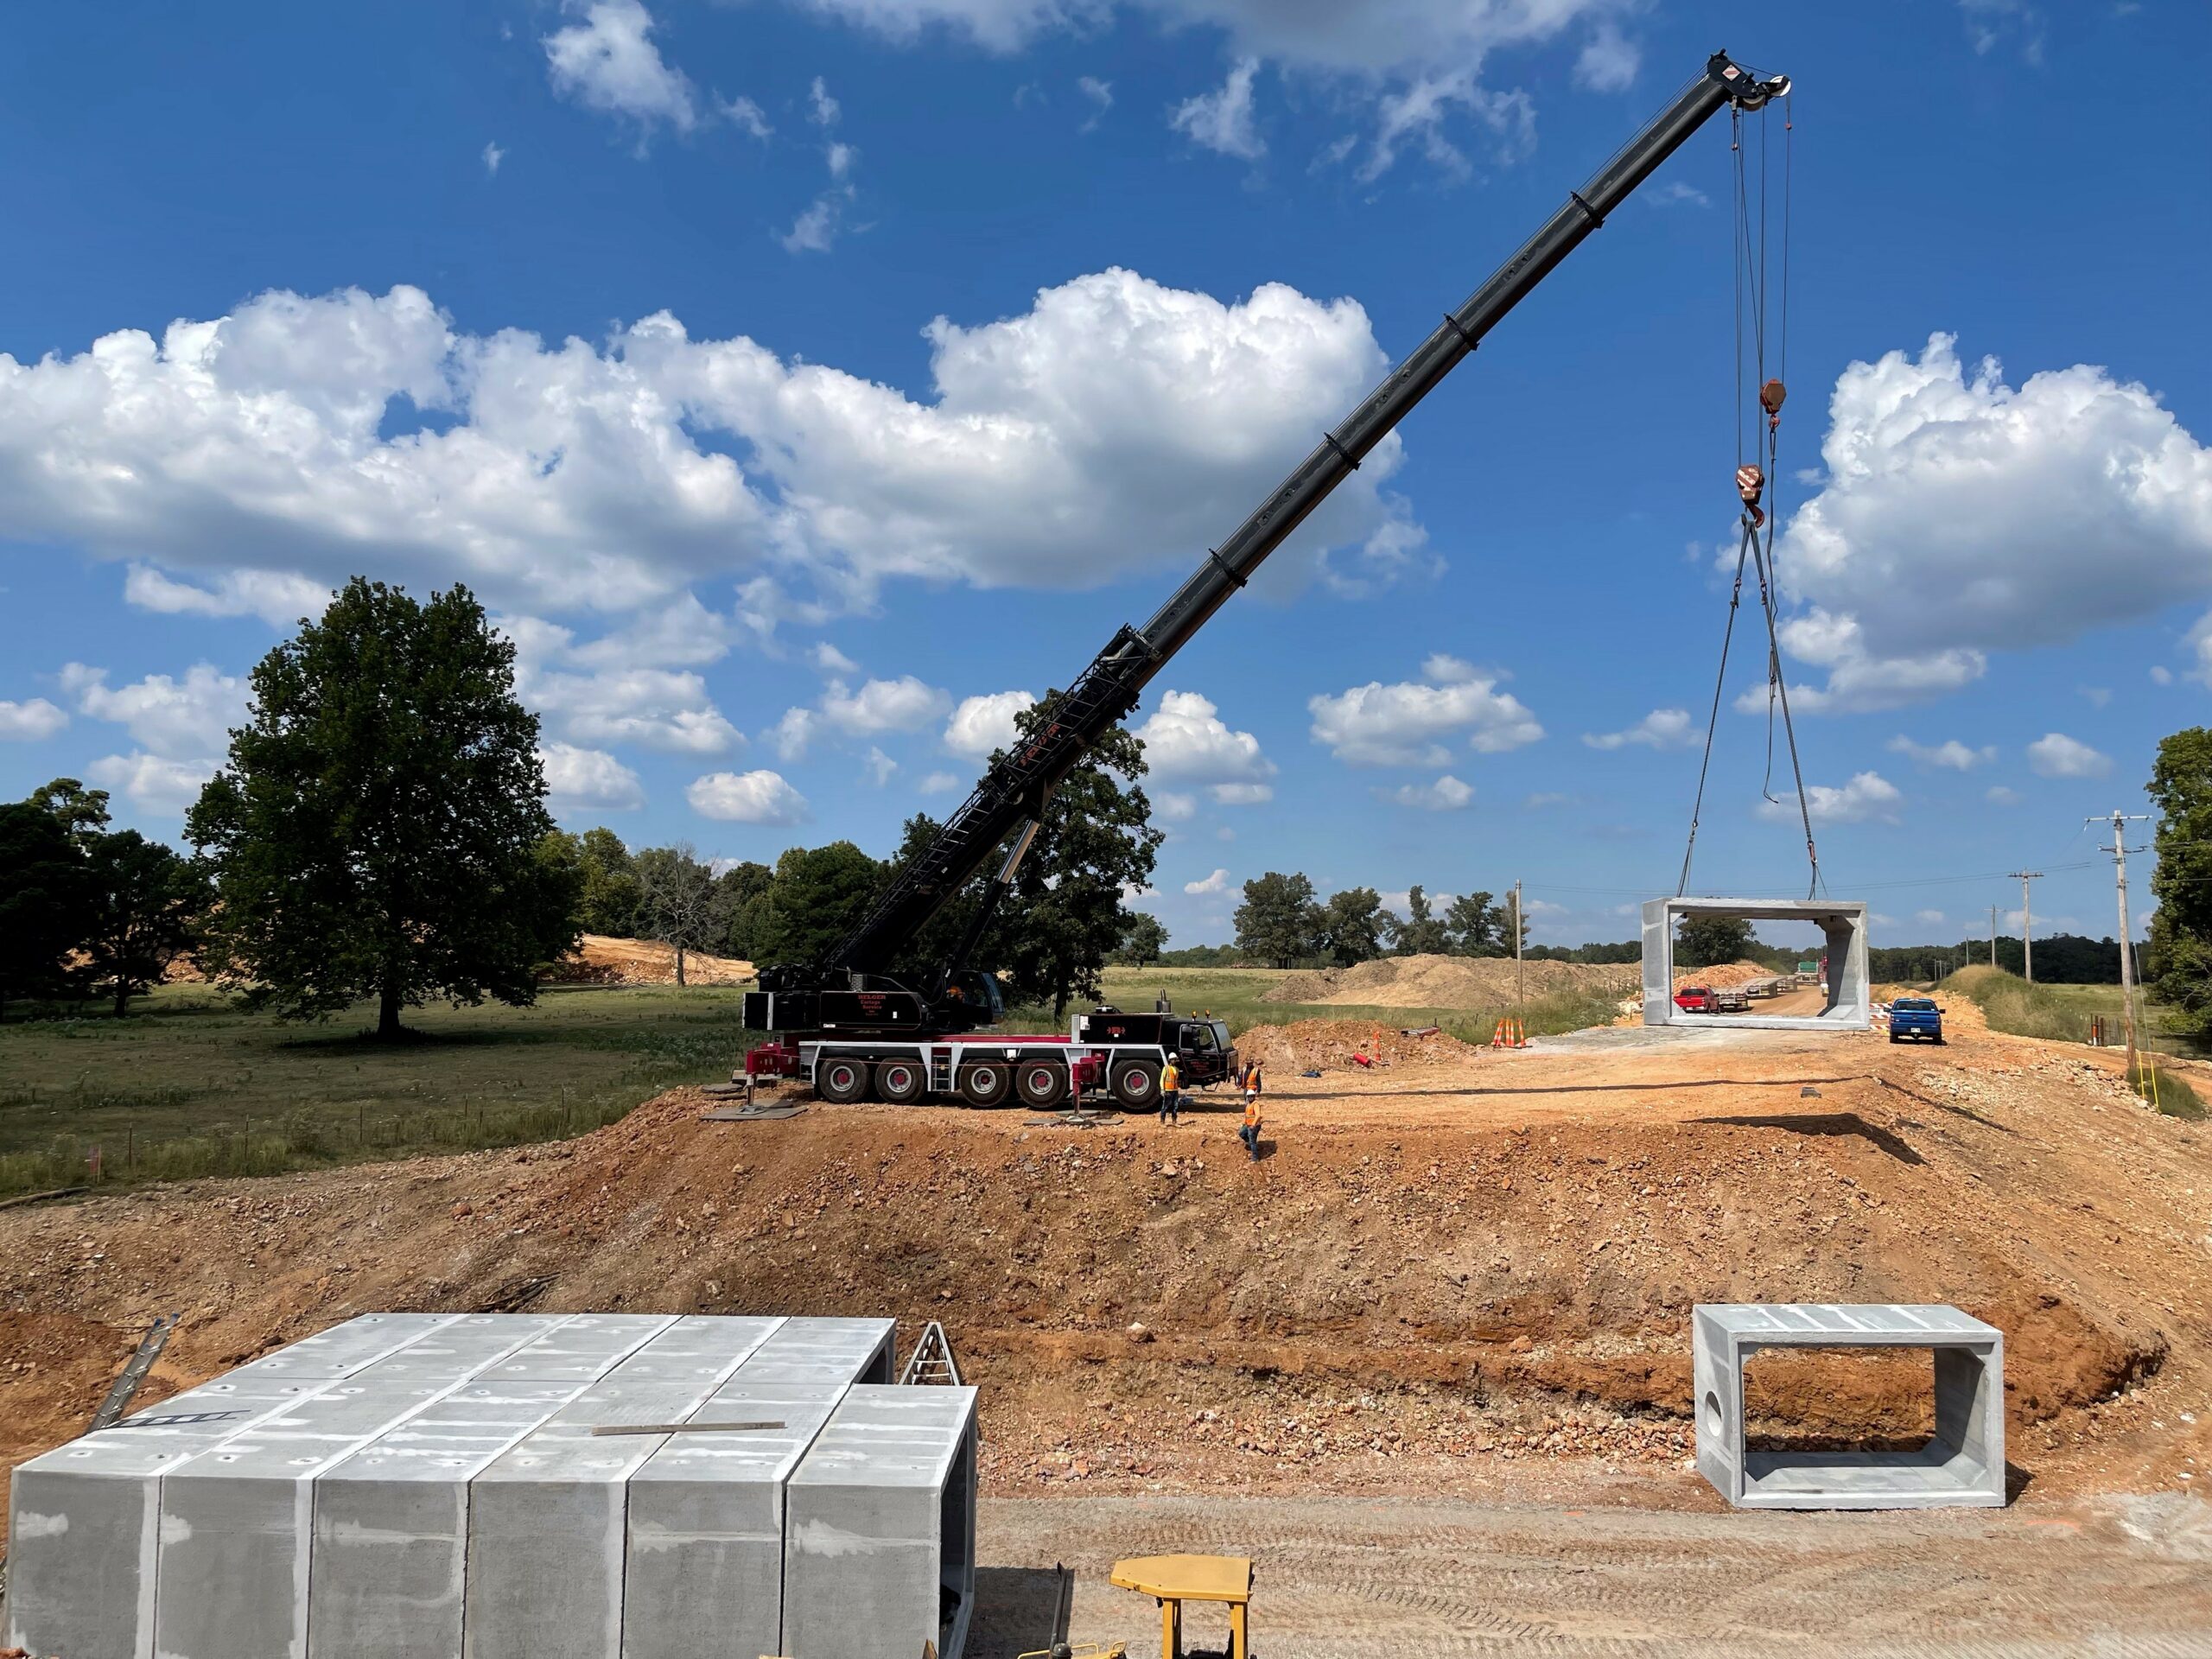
[0, 577, 1160, 1034]
[554, 710, 1159, 1020]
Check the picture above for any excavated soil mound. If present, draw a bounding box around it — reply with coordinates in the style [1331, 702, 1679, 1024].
[1672, 959, 1777, 993]
[1264, 954, 1636, 1009]
[547, 934, 754, 986]
[1236, 1020, 1484, 1071]
[5, 1007, 2205, 1521]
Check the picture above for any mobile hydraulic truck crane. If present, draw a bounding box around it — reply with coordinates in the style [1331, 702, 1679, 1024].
[744, 49, 1792, 1109]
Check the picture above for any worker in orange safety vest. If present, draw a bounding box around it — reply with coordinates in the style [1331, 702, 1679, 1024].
[1159, 1057, 1182, 1125]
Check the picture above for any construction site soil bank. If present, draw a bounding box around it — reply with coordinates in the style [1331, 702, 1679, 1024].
[4, 978, 2210, 1654]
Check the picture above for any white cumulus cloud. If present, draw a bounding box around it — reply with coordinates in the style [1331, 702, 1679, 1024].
[1582, 708, 1697, 751]
[1886, 735, 1996, 771]
[0, 273, 1413, 618]
[540, 742, 645, 811]
[1379, 774, 1472, 810]
[86, 752, 218, 817]
[1757, 771, 1903, 827]
[1184, 867, 1230, 895]
[0, 697, 68, 741]
[123, 564, 332, 629]
[2025, 732, 2111, 779]
[821, 675, 950, 735]
[1774, 334, 2212, 709]
[1309, 655, 1541, 766]
[1134, 690, 1274, 798]
[944, 690, 1038, 759]
[543, 0, 700, 143]
[688, 768, 810, 824]
[1171, 58, 1263, 159]
[60, 662, 247, 757]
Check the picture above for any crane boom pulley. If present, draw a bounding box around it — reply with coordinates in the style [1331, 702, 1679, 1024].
[756, 49, 1792, 1040]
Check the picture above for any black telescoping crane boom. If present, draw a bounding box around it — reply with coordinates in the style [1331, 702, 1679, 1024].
[756, 50, 1789, 1038]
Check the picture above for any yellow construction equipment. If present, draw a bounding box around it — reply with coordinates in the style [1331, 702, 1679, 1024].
[1109, 1554, 1252, 1659]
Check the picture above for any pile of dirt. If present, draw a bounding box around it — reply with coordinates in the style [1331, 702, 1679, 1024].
[1235, 1019, 1484, 1071]
[4, 1001, 2207, 1523]
[1671, 959, 1772, 992]
[547, 934, 753, 986]
[1264, 953, 1636, 1009]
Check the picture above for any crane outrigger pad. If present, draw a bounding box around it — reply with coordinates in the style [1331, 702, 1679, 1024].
[1642, 896, 1870, 1030]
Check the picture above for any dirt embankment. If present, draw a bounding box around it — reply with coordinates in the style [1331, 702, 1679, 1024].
[547, 934, 753, 986]
[3, 1001, 2205, 1518]
[1265, 954, 1637, 1008]
[1670, 959, 1774, 993]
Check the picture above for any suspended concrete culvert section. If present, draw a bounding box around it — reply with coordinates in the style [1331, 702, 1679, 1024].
[1642, 896, 1871, 1031]
[3, 1311, 975, 1659]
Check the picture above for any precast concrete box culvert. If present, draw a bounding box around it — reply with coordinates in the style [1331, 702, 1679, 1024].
[3, 1312, 980, 1659]
[1643, 896, 1871, 1030]
[1694, 1303, 2005, 1510]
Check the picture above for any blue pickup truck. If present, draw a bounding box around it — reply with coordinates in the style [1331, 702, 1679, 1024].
[1887, 997, 1944, 1044]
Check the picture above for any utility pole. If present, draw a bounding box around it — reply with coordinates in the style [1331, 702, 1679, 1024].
[1513, 879, 1524, 1007]
[2090, 811, 2152, 1089]
[1989, 904, 1997, 968]
[2008, 872, 2043, 982]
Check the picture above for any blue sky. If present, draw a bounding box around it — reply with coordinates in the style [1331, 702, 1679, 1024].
[2, 0, 2206, 950]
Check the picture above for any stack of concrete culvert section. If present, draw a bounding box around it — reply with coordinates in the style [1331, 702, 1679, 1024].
[5, 1313, 980, 1659]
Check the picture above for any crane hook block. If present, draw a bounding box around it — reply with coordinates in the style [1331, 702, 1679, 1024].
[1759, 378, 1786, 416]
[1736, 463, 1767, 528]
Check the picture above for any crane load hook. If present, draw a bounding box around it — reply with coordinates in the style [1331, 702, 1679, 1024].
[1735, 463, 1766, 527]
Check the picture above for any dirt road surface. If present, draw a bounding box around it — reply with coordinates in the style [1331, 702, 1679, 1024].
[968, 1491, 2212, 1656]
[3, 995, 2208, 1648]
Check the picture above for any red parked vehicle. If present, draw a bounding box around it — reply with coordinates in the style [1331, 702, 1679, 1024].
[1674, 986, 1715, 1014]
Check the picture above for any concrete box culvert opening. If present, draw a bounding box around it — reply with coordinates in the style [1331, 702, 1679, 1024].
[1694, 1304, 2005, 1510]
[1643, 896, 1871, 1031]
[4, 1313, 975, 1659]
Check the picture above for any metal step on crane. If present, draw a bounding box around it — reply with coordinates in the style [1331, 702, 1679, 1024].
[743, 50, 1792, 1108]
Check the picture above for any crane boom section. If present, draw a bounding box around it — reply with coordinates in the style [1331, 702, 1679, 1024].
[822, 52, 1787, 978]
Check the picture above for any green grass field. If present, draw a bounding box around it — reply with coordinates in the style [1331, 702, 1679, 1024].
[0, 983, 753, 1198]
[1939, 965, 2205, 1119]
[0, 962, 1626, 1198]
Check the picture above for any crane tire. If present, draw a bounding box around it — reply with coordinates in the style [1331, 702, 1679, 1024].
[817, 1056, 869, 1103]
[874, 1058, 927, 1104]
[1110, 1061, 1160, 1109]
[1015, 1058, 1068, 1109]
[958, 1061, 1013, 1107]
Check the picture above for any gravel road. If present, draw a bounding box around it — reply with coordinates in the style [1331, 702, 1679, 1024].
[968, 1491, 2212, 1657]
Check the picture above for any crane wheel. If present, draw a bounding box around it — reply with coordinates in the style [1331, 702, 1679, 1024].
[959, 1062, 1013, 1107]
[1015, 1058, 1068, 1108]
[1110, 1062, 1160, 1109]
[817, 1057, 869, 1103]
[874, 1058, 927, 1104]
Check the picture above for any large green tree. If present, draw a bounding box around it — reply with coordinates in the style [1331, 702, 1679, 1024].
[0, 794, 92, 1020]
[2147, 727, 2212, 1037]
[1445, 890, 1503, 956]
[1318, 886, 1388, 966]
[1675, 912, 1757, 970]
[188, 578, 578, 1039]
[1235, 872, 1321, 969]
[574, 828, 643, 937]
[1112, 911, 1171, 967]
[753, 841, 886, 966]
[709, 860, 776, 959]
[83, 830, 211, 1015]
[996, 716, 1164, 1019]
[1389, 884, 1452, 956]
